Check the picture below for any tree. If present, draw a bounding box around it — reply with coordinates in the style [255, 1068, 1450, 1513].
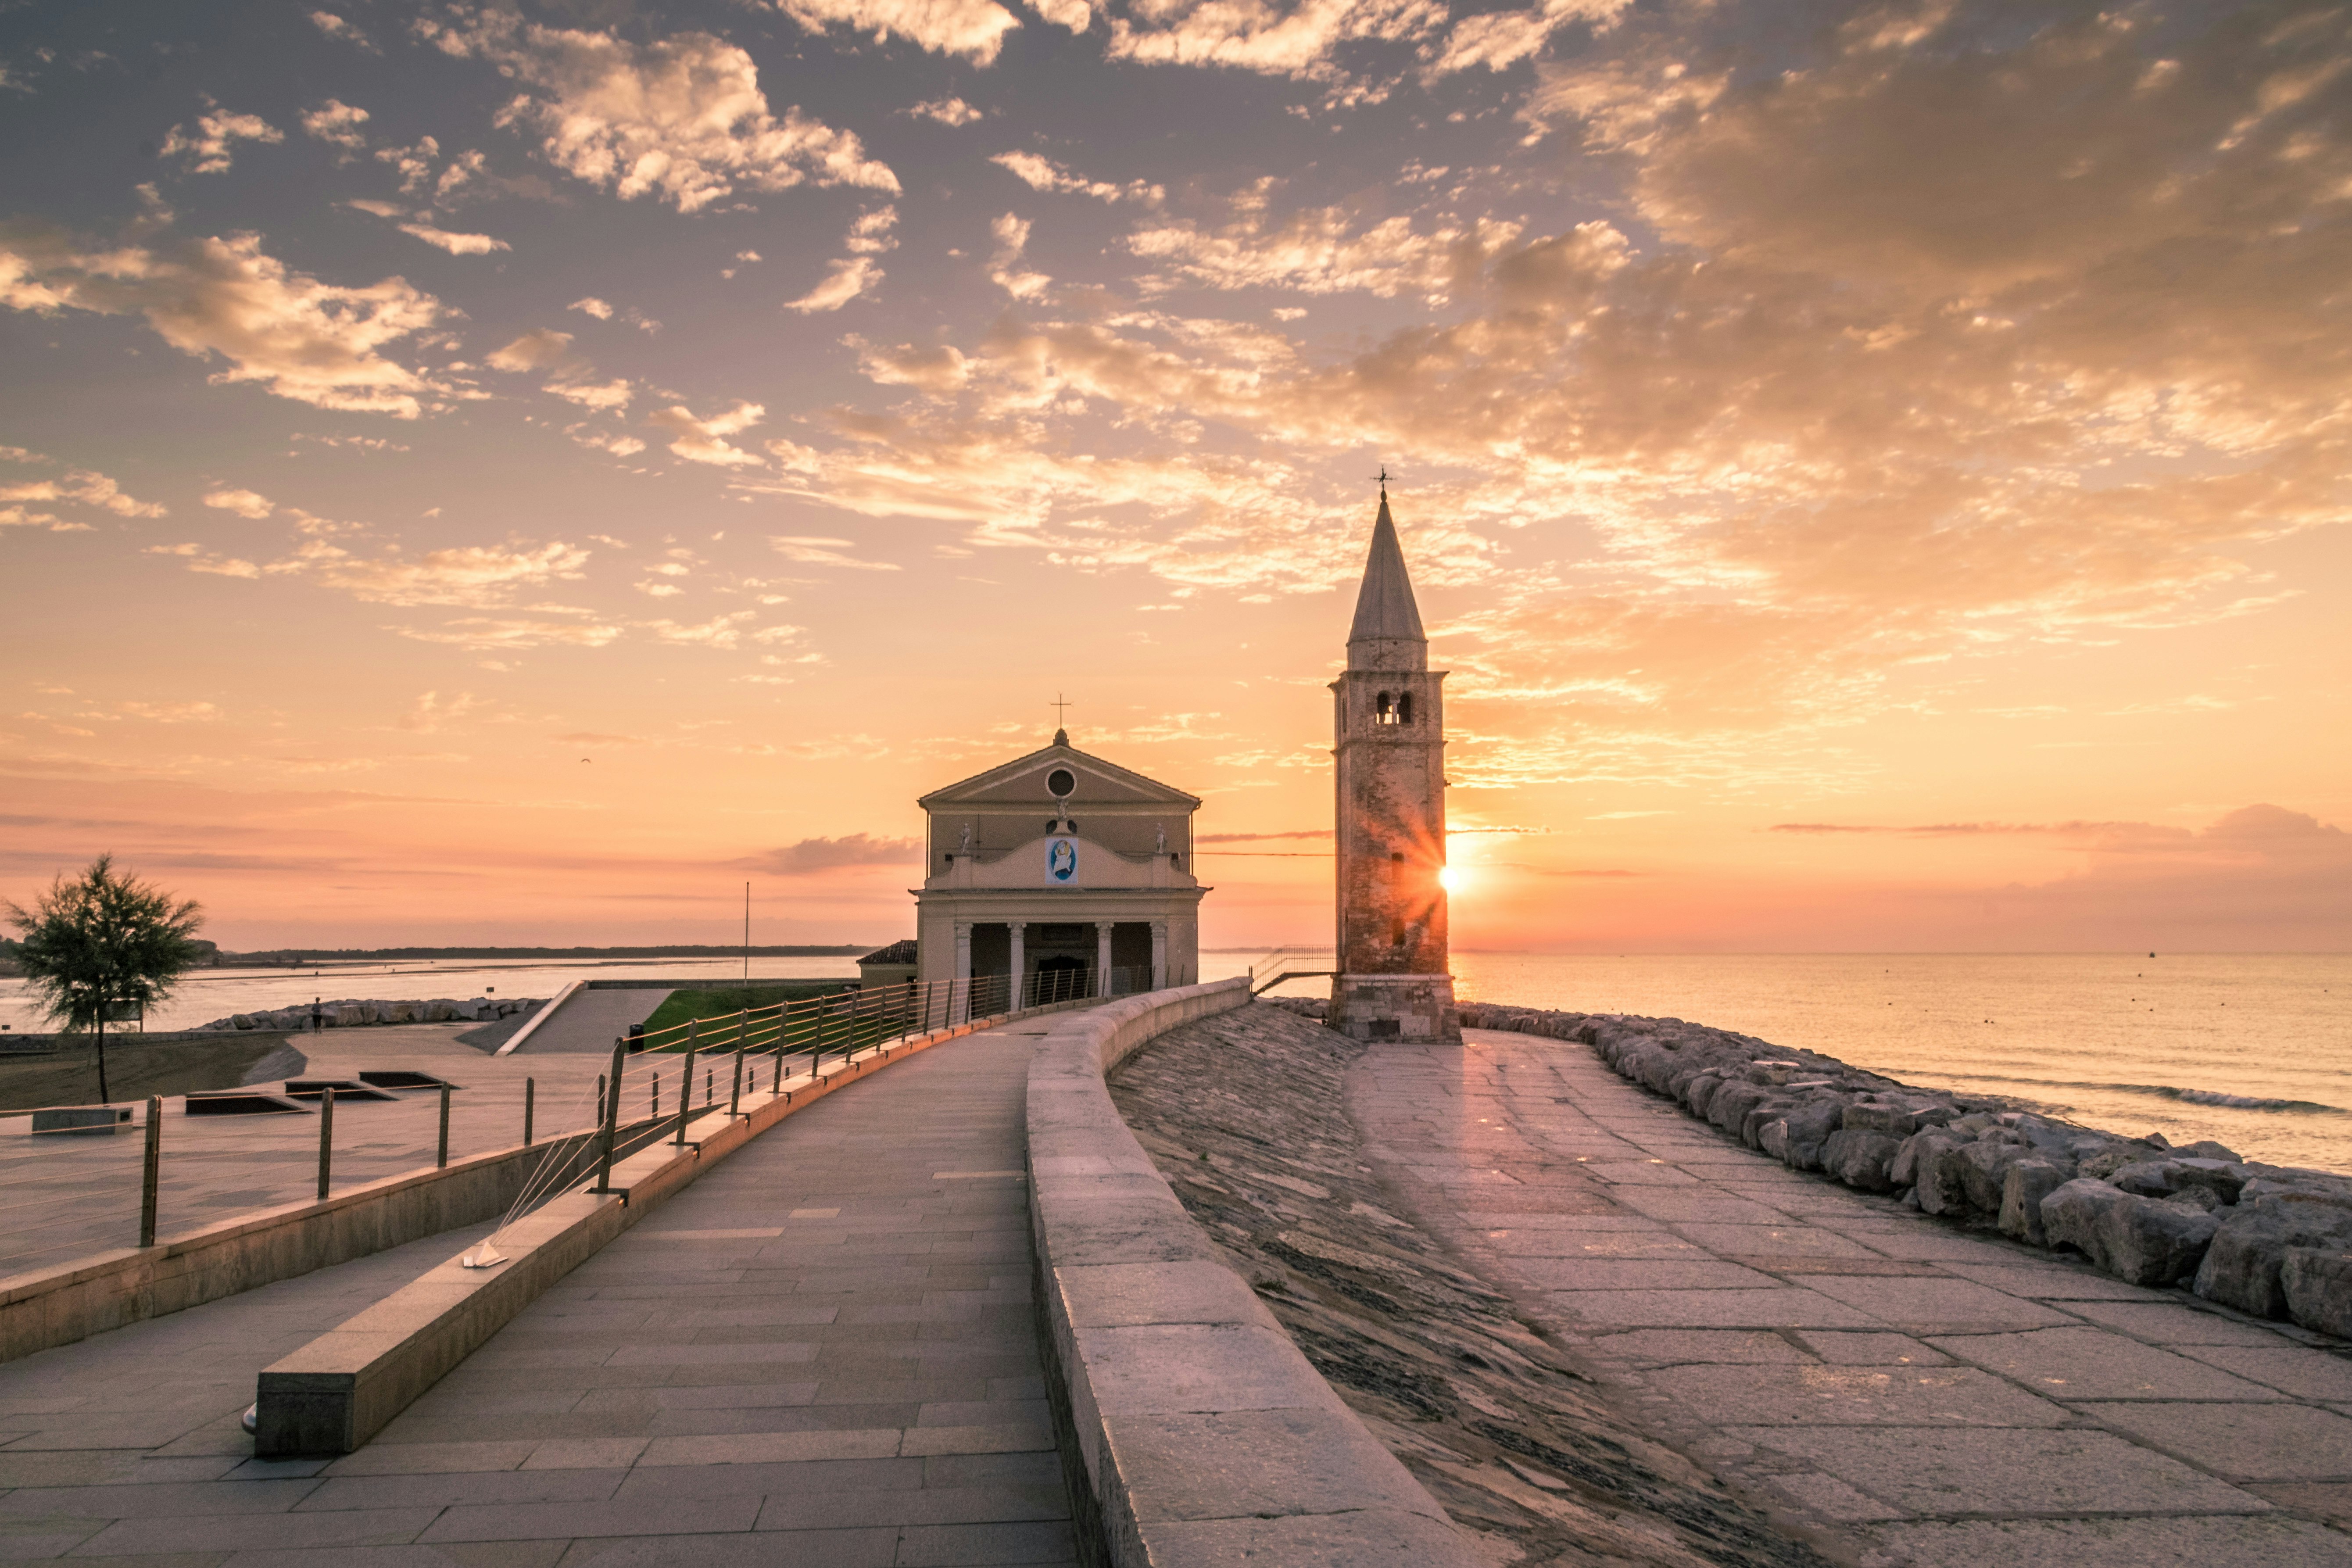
[5, 856, 205, 1105]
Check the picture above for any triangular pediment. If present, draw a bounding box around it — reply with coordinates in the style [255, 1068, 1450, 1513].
[919, 738, 1200, 810]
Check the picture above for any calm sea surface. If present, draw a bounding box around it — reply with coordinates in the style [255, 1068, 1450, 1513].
[7, 951, 2345, 1172]
[1367, 953, 2351, 1173]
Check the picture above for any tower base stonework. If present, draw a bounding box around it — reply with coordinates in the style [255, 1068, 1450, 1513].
[1328, 974, 1461, 1043]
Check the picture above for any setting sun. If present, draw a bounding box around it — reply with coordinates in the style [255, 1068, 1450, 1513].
[1440, 866, 1466, 895]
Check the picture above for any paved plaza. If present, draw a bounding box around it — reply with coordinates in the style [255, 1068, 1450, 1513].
[1, 1027, 616, 1278]
[1354, 1027, 2352, 1566]
[0, 1023, 1074, 1568]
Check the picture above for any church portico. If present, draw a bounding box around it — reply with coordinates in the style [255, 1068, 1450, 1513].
[913, 729, 1206, 1001]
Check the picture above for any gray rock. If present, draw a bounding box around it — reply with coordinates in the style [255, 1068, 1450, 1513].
[2000, 1160, 2069, 1246]
[1687, 1074, 1726, 1119]
[1917, 1136, 1978, 1217]
[1822, 1128, 1901, 1192]
[2280, 1249, 2352, 1339]
[1758, 1117, 1791, 1161]
[1740, 1098, 1795, 1149]
[1710, 1081, 1770, 1136]
[1958, 1140, 2034, 1213]
[2041, 1178, 2220, 1285]
[2175, 1139, 2242, 1162]
[2112, 1160, 2184, 1198]
[1841, 1100, 1912, 1135]
[1781, 1098, 1847, 1171]
[2193, 1199, 2352, 1319]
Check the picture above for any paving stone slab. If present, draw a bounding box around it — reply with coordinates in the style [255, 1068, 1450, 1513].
[1929, 1327, 2286, 1402]
[1542, 1287, 1887, 1330]
[1586, 1330, 1816, 1367]
[1721, 1425, 2268, 1517]
[2180, 1346, 2352, 1402]
[2087, 1401, 2352, 1481]
[1801, 1276, 2077, 1332]
[1650, 1363, 2068, 1428]
[1859, 1514, 2352, 1568]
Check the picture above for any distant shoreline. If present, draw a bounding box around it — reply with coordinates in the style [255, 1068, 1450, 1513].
[204, 944, 877, 963]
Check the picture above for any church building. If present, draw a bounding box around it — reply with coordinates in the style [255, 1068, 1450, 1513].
[1328, 487, 1461, 1042]
[911, 733, 1207, 998]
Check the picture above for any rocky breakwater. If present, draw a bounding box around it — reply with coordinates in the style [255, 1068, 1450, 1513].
[1459, 1002, 2352, 1343]
[197, 996, 543, 1031]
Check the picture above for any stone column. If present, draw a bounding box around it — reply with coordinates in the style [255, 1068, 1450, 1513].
[953, 922, 973, 1024]
[1095, 921, 1115, 998]
[1150, 920, 1167, 992]
[1009, 922, 1027, 1008]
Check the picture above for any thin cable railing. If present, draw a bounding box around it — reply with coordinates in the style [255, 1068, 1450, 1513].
[1, 964, 1154, 1275]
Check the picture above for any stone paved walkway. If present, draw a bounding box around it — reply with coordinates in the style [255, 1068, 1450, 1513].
[1354, 1027, 2352, 1568]
[0, 1023, 1074, 1568]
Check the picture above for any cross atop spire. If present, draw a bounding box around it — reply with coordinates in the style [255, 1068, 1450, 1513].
[1346, 487, 1427, 671]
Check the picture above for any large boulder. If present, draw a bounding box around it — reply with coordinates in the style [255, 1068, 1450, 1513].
[1686, 1074, 1726, 1119]
[1782, 1098, 1848, 1171]
[1958, 1141, 2035, 1213]
[1822, 1128, 1902, 1192]
[1710, 1081, 1772, 1136]
[1999, 1160, 2070, 1246]
[1917, 1137, 1979, 1217]
[2193, 1197, 2352, 1319]
[2041, 1178, 2220, 1285]
[2281, 1249, 2352, 1339]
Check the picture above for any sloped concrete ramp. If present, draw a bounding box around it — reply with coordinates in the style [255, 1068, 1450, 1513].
[505, 986, 673, 1055]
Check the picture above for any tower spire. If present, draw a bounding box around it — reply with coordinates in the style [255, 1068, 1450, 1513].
[1346, 488, 1426, 670]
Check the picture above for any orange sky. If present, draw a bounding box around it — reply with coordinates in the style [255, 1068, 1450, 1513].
[3, 0, 2348, 954]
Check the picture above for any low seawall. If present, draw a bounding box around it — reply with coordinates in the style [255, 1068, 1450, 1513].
[1460, 1002, 2352, 1342]
[1027, 977, 1484, 1568]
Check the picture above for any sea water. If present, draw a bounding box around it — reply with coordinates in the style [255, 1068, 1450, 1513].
[1411, 953, 2350, 1173]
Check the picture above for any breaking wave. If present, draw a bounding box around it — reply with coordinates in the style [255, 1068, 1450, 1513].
[1990, 1076, 2350, 1115]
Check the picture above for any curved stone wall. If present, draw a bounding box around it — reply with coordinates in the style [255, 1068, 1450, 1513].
[1027, 978, 1483, 1567]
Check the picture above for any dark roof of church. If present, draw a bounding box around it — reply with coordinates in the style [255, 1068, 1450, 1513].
[859, 938, 918, 965]
[1347, 491, 1426, 648]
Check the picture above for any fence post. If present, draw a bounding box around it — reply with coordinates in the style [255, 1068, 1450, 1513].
[595, 1038, 624, 1191]
[315, 1086, 334, 1202]
[437, 1083, 452, 1168]
[674, 1023, 699, 1146]
[138, 1096, 161, 1248]
[729, 1042, 745, 1116]
[523, 1077, 535, 1148]
[773, 1039, 784, 1094]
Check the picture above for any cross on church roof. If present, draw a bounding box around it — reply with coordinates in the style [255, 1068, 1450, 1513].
[1374, 465, 1391, 494]
[1051, 692, 1073, 727]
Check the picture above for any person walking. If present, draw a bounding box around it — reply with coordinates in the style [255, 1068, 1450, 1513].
[310, 996, 324, 1034]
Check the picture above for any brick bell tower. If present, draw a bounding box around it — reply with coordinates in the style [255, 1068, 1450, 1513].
[1328, 483, 1459, 1043]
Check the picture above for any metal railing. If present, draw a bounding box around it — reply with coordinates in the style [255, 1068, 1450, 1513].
[0, 966, 1151, 1275]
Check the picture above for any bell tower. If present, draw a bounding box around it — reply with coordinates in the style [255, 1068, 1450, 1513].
[1328, 484, 1458, 1042]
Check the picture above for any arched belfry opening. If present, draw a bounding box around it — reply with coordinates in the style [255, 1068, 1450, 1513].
[1328, 485, 1459, 1042]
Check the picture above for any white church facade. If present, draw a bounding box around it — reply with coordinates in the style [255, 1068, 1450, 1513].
[911, 734, 1206, 998]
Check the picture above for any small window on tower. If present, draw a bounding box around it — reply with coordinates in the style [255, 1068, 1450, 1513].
[1397, 693, 1413, 724]
[1390, 852, 1404, 864]
[1374, 691, 1397, 724]
[1389, 918, 1407, 947]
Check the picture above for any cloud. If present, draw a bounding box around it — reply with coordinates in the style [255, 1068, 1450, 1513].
[548, 377, 632, 411]
[0, 224, 450, 416]
[568, 297, 613, 319]
[486, 329, 574, 372]
[991, 150, 1163, 204]
[300, 99, 371, 150]
[785, 254, 883, 312]
[0, 464, 166, 522]
[309, 11, 374, 49]
[300, 540, 593, 608]
[1198, 828, 1332, 842]
[115, 700, 221, 723]
[770, 535, 900, 570]
[1427, 0, 1629, 75]
[648, 401, 766, 465]
[1103, 0, 1446, 79]
[159, 104, 283, 173]
[906, 96, 984, 125]
[774, 0, 1020, 64]
[749, 832, 920, 873]
[393, 615, 624, 650]
[399, 691, 484, 731]
[554, 730, 641, 745]
[202, 487, 274, 518]
[987, 212, 1049, 298]
[1128, 182, 1524, 298]
[422, 13, 899, 211]
[397, 222, 510, 255]
[848, 338, 973, 394]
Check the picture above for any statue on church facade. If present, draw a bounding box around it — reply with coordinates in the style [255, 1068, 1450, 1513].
[1328, 485, 1461, 1043]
